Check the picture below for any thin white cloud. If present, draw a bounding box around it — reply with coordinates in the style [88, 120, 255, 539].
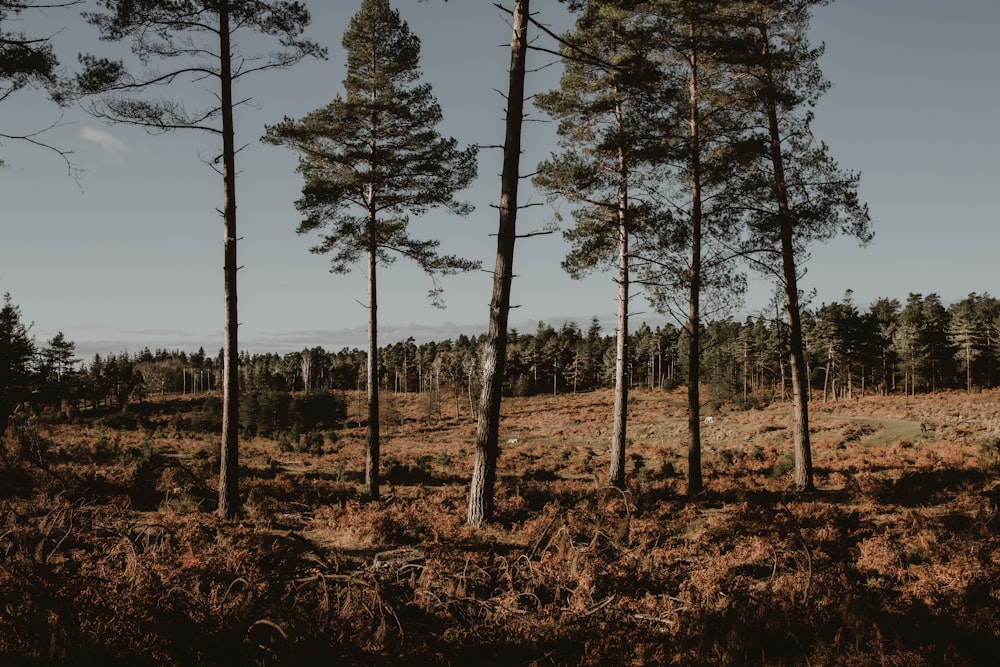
[79, 126, 129, 163]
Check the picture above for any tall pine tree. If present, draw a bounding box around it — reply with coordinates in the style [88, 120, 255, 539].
[534, 0, 670, 489]
[468, 0, 530, 528]
[639, 0, 748, 495]
[728, 0, 871, 491]
[0, 292, 35, 438]
[263, 0, 478, 501]
[79, 0, 324, 519]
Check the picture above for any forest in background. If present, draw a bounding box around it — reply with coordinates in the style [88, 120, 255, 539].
[4, 289, 999, 427]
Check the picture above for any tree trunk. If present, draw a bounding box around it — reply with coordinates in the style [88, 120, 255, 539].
[467, 364, 475, 416]
[761, 25, 813, 492]
[468, 0, 528, 527]
[822, 358, 830, 402]
[780, 358, 786, 402]
[966, 344, 972, 393]
[366, 212, 380, 500]
[608, 72, 630, 490]
[686, 28, 703, 496]
[783, 276, 813, 491]
[218, 0, 241, 520]
[609, 194, 629, 488]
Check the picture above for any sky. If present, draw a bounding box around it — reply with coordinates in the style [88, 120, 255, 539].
[1, 0, 998, 361]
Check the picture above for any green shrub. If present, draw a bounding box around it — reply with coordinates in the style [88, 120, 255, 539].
[717, 448, 737, 470]
[93, 428, 123, 463]
[301, 431, 324, 454]
[96, 413, 139, 431]
[979, 438, 1000, 469]
[291, 392, 347, 431]
[770, 453, 795, 480]
[192, 437, 220, 471]
[276, 431, 296, 453]
[182, 391, 346, 439]
[190, 396, 223, 433]
[242, 391, 291, 438]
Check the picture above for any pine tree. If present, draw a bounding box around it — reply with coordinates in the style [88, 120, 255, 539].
[468, 0, 530, 528]
[728, 0, 871, 491]
[949, 294, 984, 393]
[867, 297, 900, 395]
[79, 0, 324, 519]
[0, 293, 35, 437]
[639, 0, 748, 495]
[534, 0, 669, 489]
[0, 0, 79, 167]
[263, 0, 478, 501]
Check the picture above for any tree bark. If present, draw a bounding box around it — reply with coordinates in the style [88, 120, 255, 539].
[218, 0, 240, 519]
[608, 77, 630, 490]
[468, 0, 528, 527]
[686, 27, 703, 496]
[365, 201, 380, 500]
[609, 189, 629, 488]
[761, 25, 813, 492]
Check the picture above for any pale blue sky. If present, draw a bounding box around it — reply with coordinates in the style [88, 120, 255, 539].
[1, 1, 997, 360]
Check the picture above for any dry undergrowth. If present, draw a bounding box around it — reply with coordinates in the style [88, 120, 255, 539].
[1, 388, 998, 665]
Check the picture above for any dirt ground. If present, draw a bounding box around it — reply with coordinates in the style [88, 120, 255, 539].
[2, 387, 998, 665]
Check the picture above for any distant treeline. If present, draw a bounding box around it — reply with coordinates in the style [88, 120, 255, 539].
[4, 290, 999, 423]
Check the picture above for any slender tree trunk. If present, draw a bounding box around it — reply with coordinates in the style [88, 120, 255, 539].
[363, 40, 382, 501]
[966, 344, 972, 393]
[468, 0, 527, 527]
[218, 1, 240, 519]
[784, 276, 813, 490]
[822, 357, 830, 402]
[467, 364, 475, 416]
[366, 210, 380, 500]
[686, 30, 703, 496]
[742, 343, 748, 403]
[761, 25, 813, 492]
[608, 74, 630, 489]
[609, 191, 629, 488]
[780, 358, 786, 402]
[882, 350, 888, 395]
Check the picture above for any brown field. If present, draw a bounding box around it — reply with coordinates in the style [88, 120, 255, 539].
[2, 388, 999, 665]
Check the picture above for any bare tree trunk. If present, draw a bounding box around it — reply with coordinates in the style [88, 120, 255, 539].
[218, 1, 240, 520]
[467, 363, 475, 416]
[783, 271, 813, 491]
[359, 160, 382, 501]
[780, 358, 786, 402]
[822, 358, 830, 402]
[366, 213, 380, 500]
[686, 28, 703, 496]
[608, 73, 630, 489]
[609, 202, 629, 488]
[468, 0, 528, 527]
[742, 342, 748, 403]
[966, 344, 972, 393]
[761, 25, 813, 492]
